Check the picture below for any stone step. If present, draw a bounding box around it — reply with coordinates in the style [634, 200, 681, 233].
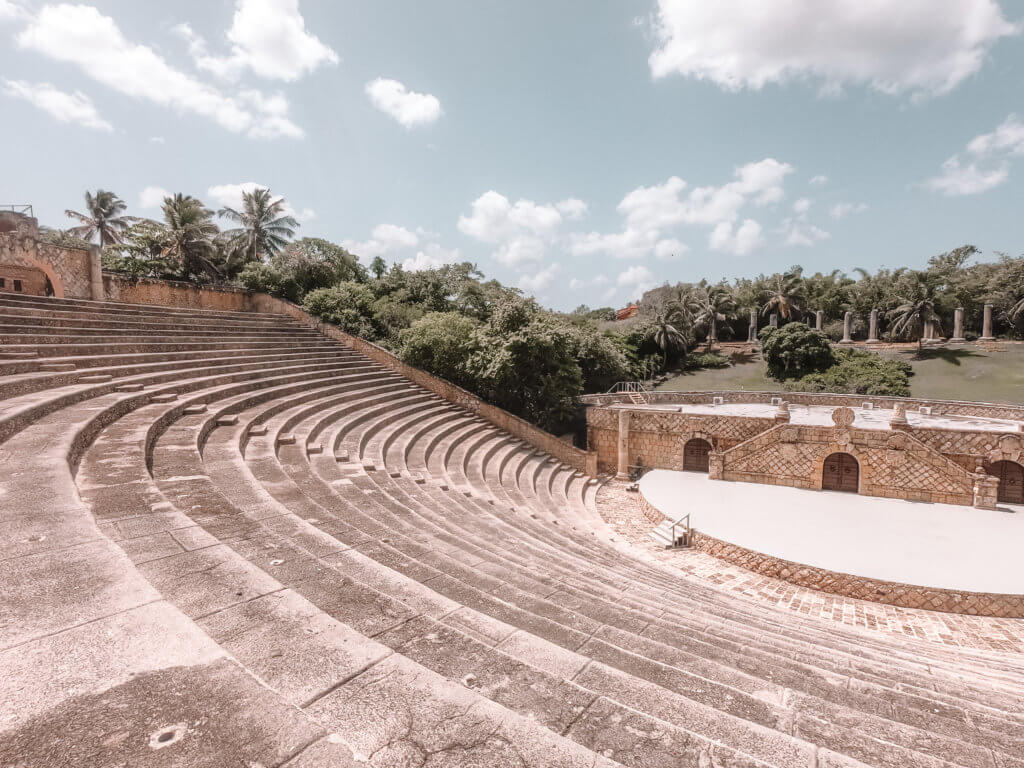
[78, 373, 113, 383]
[38, 362, 75, 372]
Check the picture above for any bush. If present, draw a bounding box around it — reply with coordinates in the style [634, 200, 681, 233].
[398, 312, 481, 389]
[760, 322, 834, 380]
[684, 352, 730, 371]
[237, 262, 297, 301]
[302, 282, 377, 338]
[786, 348, 912, 396]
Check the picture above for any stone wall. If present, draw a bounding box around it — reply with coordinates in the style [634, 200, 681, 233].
[102, 274, 254, 311]
[583, 389, 1024, 422]
[0, 211, 98, 299]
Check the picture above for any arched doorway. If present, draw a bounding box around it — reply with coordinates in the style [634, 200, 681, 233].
[987, 461, 1024, 504]
[683, 438, 712, 472]
[822, 452, 858, 492]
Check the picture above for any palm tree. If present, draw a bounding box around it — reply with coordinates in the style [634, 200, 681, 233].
[888, 273, 944, 353]
[761, 267, 804, 321]
[650, 302, 690, 368]
[160, 194, 221, 280]
[688, 282, 736, 351]
[65, 189, 133, 245]
[218, 187, 298, 266]
[1009, 294, 1024, 322]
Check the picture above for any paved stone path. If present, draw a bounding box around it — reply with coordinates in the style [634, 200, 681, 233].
[596, 479, 1024, 654]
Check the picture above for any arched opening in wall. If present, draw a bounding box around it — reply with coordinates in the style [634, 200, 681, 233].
[987, 461, 1024, 504]
[0, 265, 48, 296]
[822, 452, 859, 493]
[683, 438, 712, 472]
[44, 275, 55, 297]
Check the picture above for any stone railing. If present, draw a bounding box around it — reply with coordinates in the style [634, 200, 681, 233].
[102, 273, 254, 311]
[250, 294, 599, 476]
[581, 389, 1024, 422]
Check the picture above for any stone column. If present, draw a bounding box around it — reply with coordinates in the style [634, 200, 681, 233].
[923, 319, 934, 341]
[866, 308, 879, 344]
[616, 409, 631, 479]
[769, 313, 779, 328]
[774, 401, 791, 423]
[747, 308, 757, 343]
[815, 310, 824, 331]
[839, 311, 853, 344]
[951, 307, 965, 342]
[980, 303, 995, 340]
[889, 402, 909, 429]
[87, 245, 104, 301]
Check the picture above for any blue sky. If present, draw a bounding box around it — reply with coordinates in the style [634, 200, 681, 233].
[1, 0, 1022, 310]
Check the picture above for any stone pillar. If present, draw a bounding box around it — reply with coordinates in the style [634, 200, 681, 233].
[815, 310, 823, 331]
[923, 319, 934, 341]
[889, 402, 908, 429]
[769, 313, 779, 328]
[616, 409, 631, 480]
[839, 311, 853, 344]
[866, 308, 879, 344]
[973, 474, 999, 510]
[980, 304, 995, 340]
[87, 245, 104, 301]
[747, 308, 757, 343]
[951, 307, 965, 342]
[774, 401, 790, 423]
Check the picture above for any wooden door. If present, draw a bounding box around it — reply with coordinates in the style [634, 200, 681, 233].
[683, 438, 711, 472]
[990, 461, 1024, 504]
[822, 453, 858, 492]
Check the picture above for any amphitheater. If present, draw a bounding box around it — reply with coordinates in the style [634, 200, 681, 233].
[3, 290, 1024, 768]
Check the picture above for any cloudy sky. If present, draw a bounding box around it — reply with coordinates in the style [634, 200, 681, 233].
[1, 0, 1022, 310]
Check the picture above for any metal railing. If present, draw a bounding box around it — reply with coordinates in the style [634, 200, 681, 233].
[0, 205, 33, 217]
[607, 381, 651, 405]
[669, 513, 691, 548]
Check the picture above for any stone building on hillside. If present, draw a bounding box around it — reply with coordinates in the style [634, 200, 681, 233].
[0, 207, 103, 300]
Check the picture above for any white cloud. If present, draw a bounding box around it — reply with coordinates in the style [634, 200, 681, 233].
[149, 135, 165, 144]
[654, 238, 686, 260]
[926, 115, 1024, 196]
[0, 0, 28, 21]
[617, 265, 655, 295]
[926, 157, 1009, 196]
[457, 190, 571, 267]
[809, 175, 829, 186]
[2, 78, 112, 131]
[792, 197, 811, 215]
[344, 223, 419, 259]
[570, 158, 791, 259]
[18, 4, 302, 139]
[710, 219, 764, 255]
[829, 201, 869, 218]
[176, 0, 337, 82]
[518, 263, 560, 294]
[555, 198, 588, 220]
[207, 181, 314, 220]
[402, 243, 461, 272]
[139, 186, 171, 209]
[365, 78, 442, 128]
[780, 196, 830, 246]
[649, 0, 1018, 98]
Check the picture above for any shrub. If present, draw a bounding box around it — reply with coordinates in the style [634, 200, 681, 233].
[302, 282, 377, 338]
[237, 262, 297, 301]
[760, 322, 834, 380]
[398, 312, 481, 389]
[786, 348, 912, 396]
[684, 352, 730, 370]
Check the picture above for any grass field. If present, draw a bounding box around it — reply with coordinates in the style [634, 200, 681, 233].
[658, 343, 1024, 405]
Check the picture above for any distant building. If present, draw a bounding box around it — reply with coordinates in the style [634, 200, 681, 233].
[615, 303, 638, 321]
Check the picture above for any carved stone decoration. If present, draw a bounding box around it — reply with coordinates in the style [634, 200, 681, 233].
[779, 427, 797, 443]
[998, 434, 1022, 454]
[831, 407, 855, 428]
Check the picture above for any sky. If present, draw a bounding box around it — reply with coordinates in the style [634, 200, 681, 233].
[1, 0, 1023, 311]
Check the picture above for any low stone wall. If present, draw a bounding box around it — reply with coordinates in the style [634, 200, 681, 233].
[102, 274, 254, 311]
[636, 490, 1024, 617]
[249, 294, 599, 476]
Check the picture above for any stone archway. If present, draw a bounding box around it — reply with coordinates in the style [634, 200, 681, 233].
[683, 438, 712, 472]
[987, 460, 1024, 504]
[822, 452, 859, 492]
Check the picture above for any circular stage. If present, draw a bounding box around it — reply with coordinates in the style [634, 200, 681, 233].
[638, 469, 1024, 616]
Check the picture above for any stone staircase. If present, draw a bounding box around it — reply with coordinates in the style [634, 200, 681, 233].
[2, 293, 1024, 767]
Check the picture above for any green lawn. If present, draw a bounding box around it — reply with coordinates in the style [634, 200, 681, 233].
[658, 344, 1024, 405]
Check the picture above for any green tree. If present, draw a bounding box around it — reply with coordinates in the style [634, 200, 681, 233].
[398, 312, 482, 389]
[761, 267, 805, 321]
[218, 187, 298, 268]
[760, 322, 834, 380]
[65, 189, 133, 245]
[370, 255, 387, 279]
[687, 281, 735, 350]
[888, 272, 944, 352]
[302, 282, 377, 337]
[649, 302, 691, 368]
[160, 194, 221, 280]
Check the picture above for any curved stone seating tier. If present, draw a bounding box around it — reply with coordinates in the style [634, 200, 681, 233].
[2, 295, 1024, 767]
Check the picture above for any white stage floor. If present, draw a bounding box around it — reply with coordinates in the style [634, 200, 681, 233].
[638, 470, 1024, 594]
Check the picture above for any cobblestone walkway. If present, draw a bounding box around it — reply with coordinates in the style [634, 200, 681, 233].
[597, 479, 1024, 654]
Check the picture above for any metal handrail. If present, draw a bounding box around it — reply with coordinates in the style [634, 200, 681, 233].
[670, 513, 691, 547]
[607, 381, 650, 394]
[0, 205, 33, 217]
